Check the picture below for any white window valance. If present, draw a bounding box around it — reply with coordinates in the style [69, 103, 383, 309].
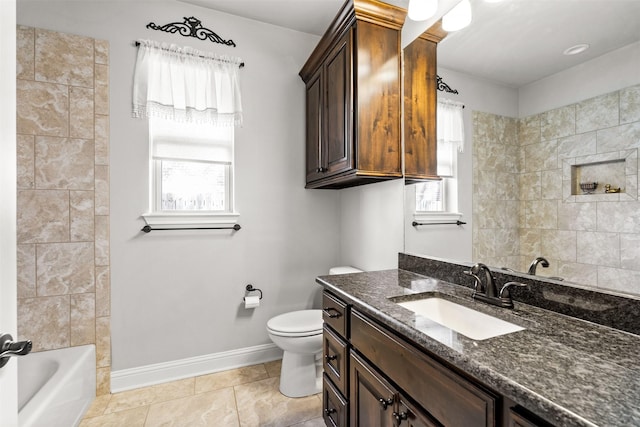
[132, 39, 243, 127]
[437, 98, 465, 177]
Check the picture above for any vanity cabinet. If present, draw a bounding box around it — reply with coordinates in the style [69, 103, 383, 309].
[300, 0, 406, 189]
[321, 290, 555, 427]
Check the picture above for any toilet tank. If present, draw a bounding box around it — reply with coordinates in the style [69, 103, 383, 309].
[329, 266, 363, 275]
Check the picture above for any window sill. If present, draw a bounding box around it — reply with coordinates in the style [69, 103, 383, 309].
[413, 212, 464, 225]
[141, 212, 240, 229]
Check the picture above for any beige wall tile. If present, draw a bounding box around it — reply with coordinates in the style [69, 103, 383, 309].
[96, 316, 111, 368]
[17, 245, 36, 298]
[620, 234, 640, 271]
[17, 80, 69, 137]
[37, 242, 95, 295]
[96, 367, 111, 396]
[146, 388, 239, 427]
[70, 87, 95, 139]
[95, 64, 108, 86]
[96, 266, 111, 317]
[495, 172, 519, 201]
[494, 228, 519, 257]
[70, 191, 95, 241]
[597, 201, 640, 233]
[18, 295, 70, 351]
[17, 189, 69, 243]
[620, 84, 640, 125]
[577, 231, 620, 267]
[524, 200, 557, 229]
[71, 293, 96, 346]
[35, 28, 94, 87]
[519, 172, 541, 200]
[576, 92, 619, 134]
[95, 84, 109, 115]
[35, 137, 95, 190]
[597, 267, 640, 295]
[557, 262, 598, 287]
[95, 216, 110, 266]
[557, 132, 597, 161]
[524, 139, 558, 173]
[17, 26, 35, 80]
[95, 115, 109, 165]
[95, 166, 109, 216]
[557, 202, 597, 231]
[541, 105, 575, 141]
[540, 229, 576, 262]
[17, 134, 35, 189]
[519, 229, 541, 258]
[94, 39, 109, 65]
[518, 115, 541, 146]
[541, 169, 563, 200]
[596, 122, 640, 153]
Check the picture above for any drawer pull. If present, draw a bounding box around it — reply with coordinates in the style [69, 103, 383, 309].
[393, 411, 408, 424]
[379, 397, 394, 410]
[322, 307, 342, 318]
[324, 408, 337, 415]
[325, 354, 338, 362]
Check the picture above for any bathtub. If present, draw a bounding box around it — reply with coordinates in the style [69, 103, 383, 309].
[18, 345, 96, 427]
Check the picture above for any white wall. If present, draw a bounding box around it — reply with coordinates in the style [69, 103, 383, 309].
[519, 41, 640, 117]
[404, 67, 518, 262]
[17, 0, 342, 372]
[339, 179, 404, 271]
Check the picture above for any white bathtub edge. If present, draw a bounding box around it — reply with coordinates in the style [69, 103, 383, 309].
[111, 343, 283, 393]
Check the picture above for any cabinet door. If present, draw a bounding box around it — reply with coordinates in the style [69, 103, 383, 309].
[305, 68, 324, 184]
[323, 30, 353, 177]
[323, 374, 348, 427]
[396, 397, 442, 427]
[350, 350, 396, 427]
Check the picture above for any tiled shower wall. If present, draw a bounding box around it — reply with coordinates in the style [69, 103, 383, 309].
[473, 84, 640, 296]
[16, 26, 111, 395]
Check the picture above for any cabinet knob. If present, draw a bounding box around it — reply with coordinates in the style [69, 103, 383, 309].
[393, 411, 409, 425]
[378, 397, 394, 410]
[322, 307, 342, 318]
[324, 408, 336, 415]
[317, 166, 328, 173]
[325, 354, 338, 362]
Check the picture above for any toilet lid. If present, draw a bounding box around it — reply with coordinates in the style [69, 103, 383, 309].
[267, 309, 323, 335]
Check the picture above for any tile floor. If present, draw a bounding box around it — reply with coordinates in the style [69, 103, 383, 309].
[80, 360, 325, 427]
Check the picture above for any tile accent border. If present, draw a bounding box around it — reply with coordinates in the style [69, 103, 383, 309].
[110, 343, 283, 393]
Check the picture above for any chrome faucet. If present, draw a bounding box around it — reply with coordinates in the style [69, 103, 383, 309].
[527, 257, 549, 275]
[464, 263, 527, 309]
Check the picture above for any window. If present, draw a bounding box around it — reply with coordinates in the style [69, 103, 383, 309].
[150, 118, 234, 213]
[414, 99, 464, 221]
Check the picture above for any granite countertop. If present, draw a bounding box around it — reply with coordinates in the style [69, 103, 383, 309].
[316, 269, 640, 427]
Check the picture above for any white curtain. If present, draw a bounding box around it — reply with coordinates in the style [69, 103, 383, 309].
[437, 98, 465, 177]
[132, 39, 243, 127]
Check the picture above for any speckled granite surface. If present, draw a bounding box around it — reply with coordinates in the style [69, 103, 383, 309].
[316, 269, 640, 427]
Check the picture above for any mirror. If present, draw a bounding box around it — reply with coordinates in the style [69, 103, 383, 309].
[404, 0, 640, 297]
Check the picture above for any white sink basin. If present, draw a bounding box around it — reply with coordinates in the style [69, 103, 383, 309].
[397, 297, 525, 341]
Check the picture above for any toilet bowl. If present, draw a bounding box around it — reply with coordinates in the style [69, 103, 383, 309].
[267, 265, 362, 398]
[267, 309, 323, 397]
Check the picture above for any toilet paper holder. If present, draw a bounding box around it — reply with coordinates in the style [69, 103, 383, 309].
[244, 284, 263, 301]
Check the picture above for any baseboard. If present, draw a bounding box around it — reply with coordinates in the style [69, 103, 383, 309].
[110, 343, 283, 393]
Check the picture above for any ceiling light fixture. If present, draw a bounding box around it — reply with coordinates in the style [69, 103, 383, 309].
[563, 44, 590, 56]
[442, 0, 472, 32]
[408, 0, 439, 21]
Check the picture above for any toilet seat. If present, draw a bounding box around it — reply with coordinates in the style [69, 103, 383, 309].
[267, 309, 322, 337]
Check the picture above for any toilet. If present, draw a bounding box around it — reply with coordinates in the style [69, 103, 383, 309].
[267, 265, 362, 397]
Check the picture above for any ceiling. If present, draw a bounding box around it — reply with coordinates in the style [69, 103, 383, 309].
[180, 0, 640, 88]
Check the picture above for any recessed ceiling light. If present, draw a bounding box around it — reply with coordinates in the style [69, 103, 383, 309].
[563, 44, 590, 56]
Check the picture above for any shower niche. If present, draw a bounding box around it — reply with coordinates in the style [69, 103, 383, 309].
[564, 150, 638, 201]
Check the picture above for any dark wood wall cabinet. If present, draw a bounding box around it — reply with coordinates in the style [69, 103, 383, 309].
[300, 0, 406, 189]
[403, 24, 447, 182]
[321, 290, 555, 427]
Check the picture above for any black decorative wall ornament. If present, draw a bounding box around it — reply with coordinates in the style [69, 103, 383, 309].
[437, 75, 459, 94]
[146, 16, 236, 47]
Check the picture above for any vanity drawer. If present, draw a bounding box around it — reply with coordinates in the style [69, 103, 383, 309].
[323, 324, 349, 396]
[323, 373, 348, 427]
[350, 309, 498, 427]
[323, 292, 348, 337]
